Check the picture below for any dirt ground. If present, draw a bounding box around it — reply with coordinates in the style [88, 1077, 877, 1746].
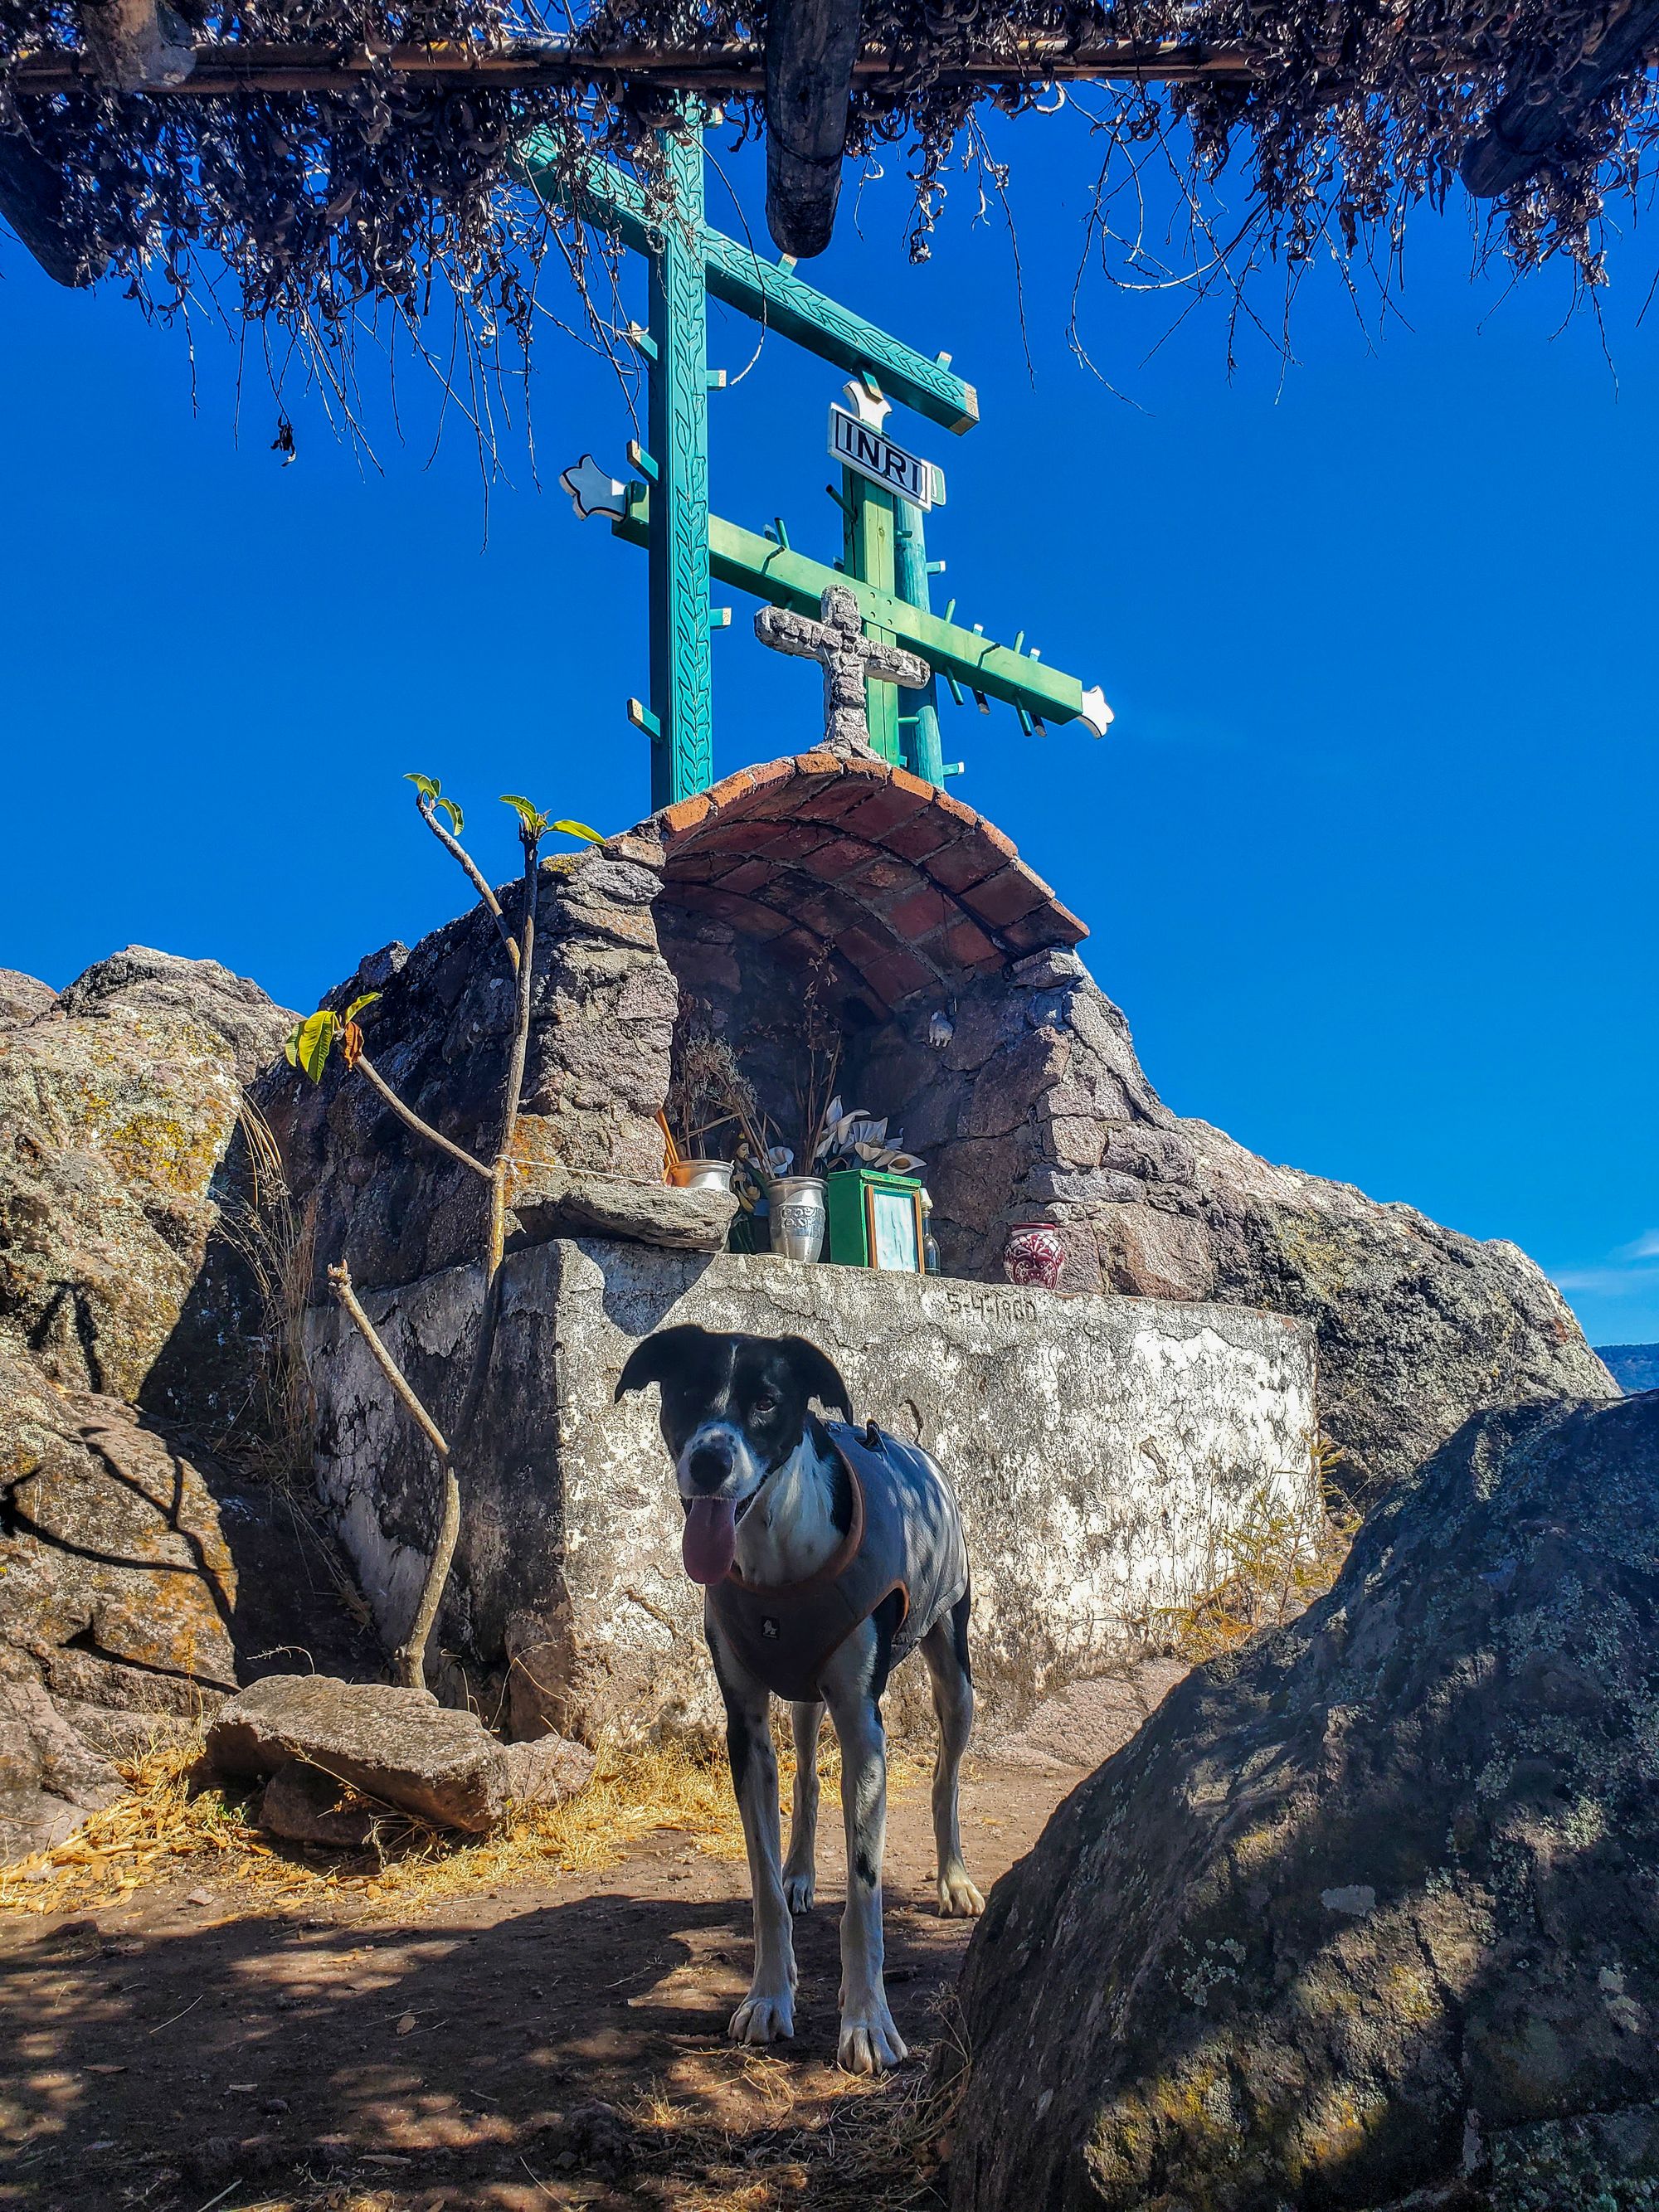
[0, 1672, 1180, 2212]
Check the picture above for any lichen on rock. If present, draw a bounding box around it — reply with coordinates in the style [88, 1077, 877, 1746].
[943, 1392, 1659, 2212]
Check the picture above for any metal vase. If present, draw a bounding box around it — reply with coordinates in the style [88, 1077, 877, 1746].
[767, 1175, 828, 1263]
[667, 1158, 735, 1195]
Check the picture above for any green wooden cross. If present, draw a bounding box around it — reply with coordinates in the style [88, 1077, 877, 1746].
[515, 107, 1111, 809]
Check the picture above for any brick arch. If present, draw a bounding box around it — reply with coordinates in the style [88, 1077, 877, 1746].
[644, 751, 1086, 1012]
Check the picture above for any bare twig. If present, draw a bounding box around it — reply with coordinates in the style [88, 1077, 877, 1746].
[355, 1053, 492, 1181]
[416, 795, 521, 973]
[328, 1260, 460, 1690]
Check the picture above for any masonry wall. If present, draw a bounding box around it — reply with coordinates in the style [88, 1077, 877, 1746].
[305, 1242, 1321, 1745]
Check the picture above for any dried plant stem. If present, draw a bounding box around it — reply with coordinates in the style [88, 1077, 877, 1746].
[355, 1053, 491, 1181]
[416, 797, 520, 973]
[489, 832, 538, 1279]
[328, 1261, 460, 1690]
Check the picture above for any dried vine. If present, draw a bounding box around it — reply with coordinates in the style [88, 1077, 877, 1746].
[0, 0, 1653, 391]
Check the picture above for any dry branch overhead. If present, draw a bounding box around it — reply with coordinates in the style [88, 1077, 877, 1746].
[0, 0, 1655, 372]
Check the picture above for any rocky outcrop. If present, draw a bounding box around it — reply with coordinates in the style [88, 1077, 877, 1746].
[0, 969, 55, 1025]
[0, 1335, 375, 1858]
[0, 946, 376, 1861]
[944, 1393, 1659, 2212]
[0, 944, 293, 1429]
[205, 1674, 594, 1835]
[854, 942, 1614, 1503]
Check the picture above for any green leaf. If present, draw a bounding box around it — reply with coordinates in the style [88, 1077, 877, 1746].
[405, 772, 440, 802]
[435, 796, 464, 836]
[551, 819, 606, 845]
[499, 794, 546, 829]
[289, 1009, 338, 1084]
[343, 992, 382, 1023]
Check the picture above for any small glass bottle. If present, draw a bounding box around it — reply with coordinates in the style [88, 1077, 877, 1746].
[919, 1188, 941, 1276]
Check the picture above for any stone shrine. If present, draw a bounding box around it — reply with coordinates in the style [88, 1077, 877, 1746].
[265, 751, 1608, 1743]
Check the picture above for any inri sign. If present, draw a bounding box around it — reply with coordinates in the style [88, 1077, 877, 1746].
[829, 405, 944, 511]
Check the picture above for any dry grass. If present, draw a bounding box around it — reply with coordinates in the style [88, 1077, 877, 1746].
[0, 1723, 921, 1922]
[1155, 1438, 1360, 1666]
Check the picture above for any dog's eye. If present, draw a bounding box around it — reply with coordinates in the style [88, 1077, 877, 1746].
[752, 1392, 780, 1416]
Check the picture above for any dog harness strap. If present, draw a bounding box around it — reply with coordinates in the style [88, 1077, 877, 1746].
[708, 1424, 968, 1702]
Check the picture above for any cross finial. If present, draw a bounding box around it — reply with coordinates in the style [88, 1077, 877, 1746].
[754, 585, 929, 758]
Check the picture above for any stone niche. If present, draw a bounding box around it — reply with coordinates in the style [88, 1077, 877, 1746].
[263, 748, 1174, 1301]
[305, 1242, 1318, 1743]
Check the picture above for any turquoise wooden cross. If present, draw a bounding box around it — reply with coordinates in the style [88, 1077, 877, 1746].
[514, 107, 1111, 810]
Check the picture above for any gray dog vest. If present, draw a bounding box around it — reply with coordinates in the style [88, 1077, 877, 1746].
[707, 1422, 968, 1703]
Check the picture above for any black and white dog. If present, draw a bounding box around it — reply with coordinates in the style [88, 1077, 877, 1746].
[616, 1324, 983, 2074]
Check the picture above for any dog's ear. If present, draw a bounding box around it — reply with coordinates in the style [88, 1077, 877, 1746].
[776, 1336, 854, 1422]
[615, 1325, 711, 1403]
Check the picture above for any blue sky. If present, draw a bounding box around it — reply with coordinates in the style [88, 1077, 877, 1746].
[2, 108, 1654, 1344]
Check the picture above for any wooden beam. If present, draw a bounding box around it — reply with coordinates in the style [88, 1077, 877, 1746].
[764, 0, 861, 256]
[514, 135, 980, 431]
[1461, 0, 1659, 194]
[7, 34, 1265, 99]
[612, 487, 1100, 730]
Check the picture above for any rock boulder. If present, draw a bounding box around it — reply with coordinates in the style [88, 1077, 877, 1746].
[205, 1673, 591, 1834]
[0, 943, 293, 1427]
[945, 1392, 1659, 2212]
[0, 968, 55, 1026]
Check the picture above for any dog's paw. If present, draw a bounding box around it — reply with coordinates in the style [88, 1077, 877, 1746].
[729, 1991, 795, 2045]
[937, 1869, 985, 1918]
[836, 2005, 909, 2076]
[783, 1870, 815, 1914]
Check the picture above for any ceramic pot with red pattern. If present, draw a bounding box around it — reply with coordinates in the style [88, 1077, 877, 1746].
[1003, 1220, 1066, 1291]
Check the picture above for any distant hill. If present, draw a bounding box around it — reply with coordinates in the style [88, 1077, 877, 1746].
[1596, 1344, 1659, 1394]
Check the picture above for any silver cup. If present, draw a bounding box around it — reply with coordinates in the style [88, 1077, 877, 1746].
[767, 1175, 828, 1263]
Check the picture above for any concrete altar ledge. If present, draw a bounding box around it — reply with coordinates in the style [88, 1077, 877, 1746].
[306, 1242, 1320, 1744]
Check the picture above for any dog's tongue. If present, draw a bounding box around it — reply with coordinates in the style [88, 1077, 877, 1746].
[683, 1497, 737, 1585]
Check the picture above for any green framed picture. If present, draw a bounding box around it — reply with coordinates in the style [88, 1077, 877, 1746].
[826, 1169, 926, 1272]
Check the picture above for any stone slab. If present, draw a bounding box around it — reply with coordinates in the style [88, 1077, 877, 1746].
[306, 1242, 1319, 1745]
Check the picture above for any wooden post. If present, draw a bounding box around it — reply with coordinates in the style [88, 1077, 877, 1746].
[893, 498, 946, 785]
[841, 472, 902, 763]
[644, 101, 713, 809]
[762, 0, 861, 256]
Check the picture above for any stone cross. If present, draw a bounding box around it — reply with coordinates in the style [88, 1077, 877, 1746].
[754, 584, 930, 759]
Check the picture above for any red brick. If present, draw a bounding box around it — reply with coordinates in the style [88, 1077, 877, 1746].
[975, 818, 1021, 863]
[716, 858, 775, 897]
[705, 766, 759, 807]
[742, 757, 800, 800]
[847, 941, 937, 1007]
[668, 851, 727, 885]
[838, 782, 934, 841]
[674, 887, 794, 939]
[1002, 905, 1088, 954]
[932, 790, 984, 833]
[660, 793, 713, 837]
[799, 834, 878, 884]
[941, 917, 1000, 970]
[961, 865, 1048, 931]
[885, 886, 956, 941]
[925, 835, 1002, 895]
[782, 886, 858, 941]
[791, 775, 891, 826]
[752, 820, 834, 863]
[882, 809, 960, 864]
[840, 853, 920, 904]
[794, 749, 883, 784]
